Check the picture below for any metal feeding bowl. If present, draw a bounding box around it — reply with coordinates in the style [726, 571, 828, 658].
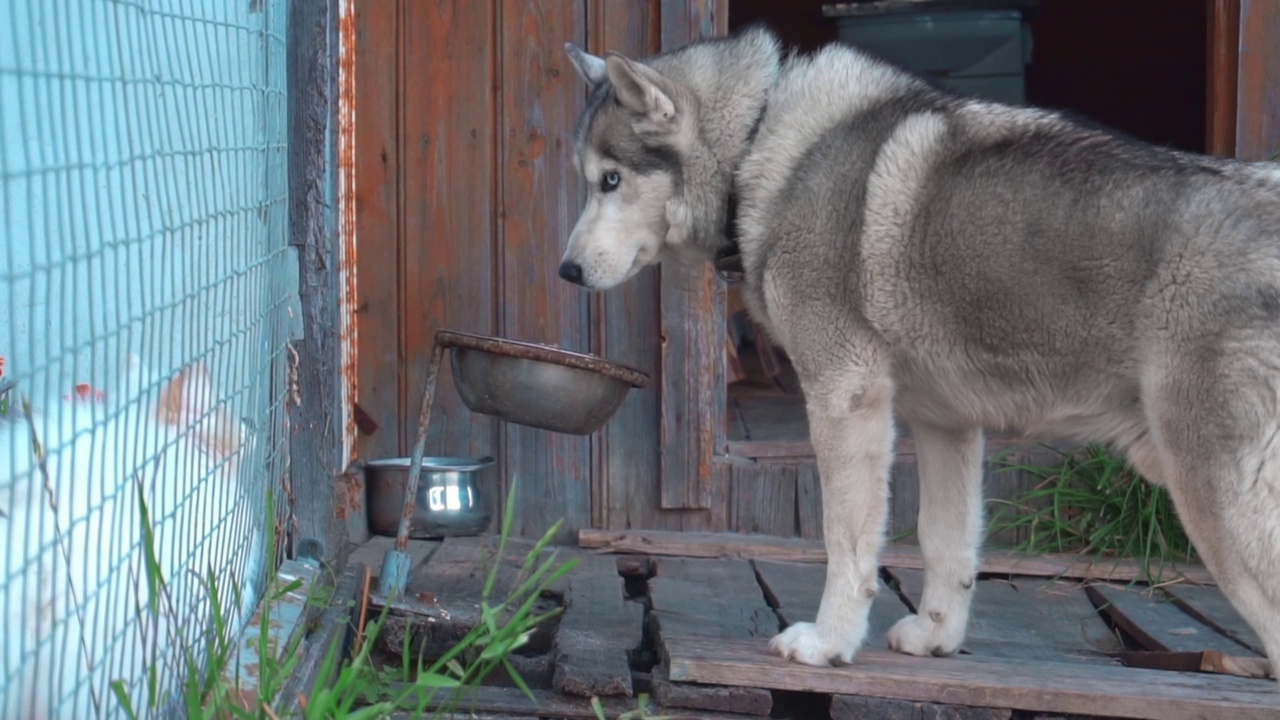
[365, 456, 493, 538]
[436, 329, 650, 436]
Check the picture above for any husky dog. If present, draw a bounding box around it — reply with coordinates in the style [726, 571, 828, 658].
[559, 26, 1280, 674]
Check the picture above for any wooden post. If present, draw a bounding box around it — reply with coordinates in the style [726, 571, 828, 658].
[657, 0, 730, 514]
[288, 0, 347, 564]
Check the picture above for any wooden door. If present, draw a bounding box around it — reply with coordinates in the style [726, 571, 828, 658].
[351, 0, 735, 543]
[1207, 0, 1280, 160]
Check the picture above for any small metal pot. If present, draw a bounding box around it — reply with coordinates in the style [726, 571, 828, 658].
[365, 456, 493, 538]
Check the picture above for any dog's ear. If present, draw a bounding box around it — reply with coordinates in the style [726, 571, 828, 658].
[605, 53, 677, 131]
[564, 43, 607, 88]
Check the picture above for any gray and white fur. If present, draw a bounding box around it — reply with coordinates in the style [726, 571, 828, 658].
[561, 26, 1280, 676]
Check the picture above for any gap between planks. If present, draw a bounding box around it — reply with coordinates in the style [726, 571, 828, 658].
[579, 529, 1216, 585]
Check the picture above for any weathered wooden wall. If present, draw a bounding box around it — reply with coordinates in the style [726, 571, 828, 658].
[348, 0, 1279, 546]
[352, 0, 731, 544]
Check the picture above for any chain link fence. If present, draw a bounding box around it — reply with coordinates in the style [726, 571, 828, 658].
[1, 0, 299, 716]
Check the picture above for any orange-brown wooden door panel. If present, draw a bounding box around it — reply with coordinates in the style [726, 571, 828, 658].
[1236, 0, 1280, 160]
[1207, 0, 1280, 160]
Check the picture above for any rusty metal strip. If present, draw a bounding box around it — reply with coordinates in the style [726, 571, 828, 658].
[337, 0, 360, 467]
[435, 329, 651, 388]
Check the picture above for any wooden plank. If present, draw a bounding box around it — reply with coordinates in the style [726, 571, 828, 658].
[386, 683, 760, 720]
[649, 557, 777, 642]
[649, 557, 773, 715]
[657, 0, 726, 510]
[289, 0, 347, 564]
[650, 664, 772, 718]
[1087, 584, 1260, 656]
[227, 559, 322, 707]
[499, 0, 592, 542]
[795, 462, 822, 541]
[1114, 649, 1273, 680]
[730, 461, 798, 537]
[889, 570, 1121, 663]
[1236, 0, 1280, 160]
[1163, 582, 1267, 656]
[378, 536, 570, 659]
[578, 529, 1218, 585]
[664, 635, 1280, 720]
[552, 554, 644, 698]
[352, 0, 401, 463]
[1205, 0, 1240, 156]
[830, 695, 1012, 720]
[278, 565, 363, 714]
[752, 560, 908, 647]
[399, 0, 499, 518]
[345, 535, 438, 576]
[587, 0, 671, 534]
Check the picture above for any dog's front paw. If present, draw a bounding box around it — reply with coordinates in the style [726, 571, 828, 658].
[886, 611, 965, 657]
[769, 622, 859, 667]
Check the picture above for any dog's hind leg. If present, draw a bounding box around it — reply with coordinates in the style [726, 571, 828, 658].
[1152, 355, 1280, 679]
[769, 365, 897, 666]
[886, 424, 985, 657]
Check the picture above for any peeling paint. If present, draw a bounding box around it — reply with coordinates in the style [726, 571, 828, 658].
[223, 558, 321, 706]
[337, 0, 360, 468]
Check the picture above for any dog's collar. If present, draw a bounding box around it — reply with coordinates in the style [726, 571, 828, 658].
[712, 98, 767, 285]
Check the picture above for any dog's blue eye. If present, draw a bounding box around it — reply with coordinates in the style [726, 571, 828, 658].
[600, 171, 620, 192]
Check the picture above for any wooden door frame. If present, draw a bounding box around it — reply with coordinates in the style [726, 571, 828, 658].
[1207, 0, 1280, 160]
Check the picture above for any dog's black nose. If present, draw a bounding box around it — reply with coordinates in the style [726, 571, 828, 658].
[559, 261, 584, 285]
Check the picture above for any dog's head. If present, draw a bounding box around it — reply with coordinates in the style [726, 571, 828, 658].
[558, 45, 700, 291]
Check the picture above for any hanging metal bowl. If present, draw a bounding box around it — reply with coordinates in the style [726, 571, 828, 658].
[436, 330, 650, 436]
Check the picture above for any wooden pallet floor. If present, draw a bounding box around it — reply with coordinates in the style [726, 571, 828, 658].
[331, 532, 1280, 720]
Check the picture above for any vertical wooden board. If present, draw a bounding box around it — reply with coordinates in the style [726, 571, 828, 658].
[1236, 0, 1280, 160]
[731, 461, 797, 537]
[889, 456, 919, 542]
[353, 0, 401, 462]
[796, 461, 823, 541]
[399, 1, 498, 509]
[657, 0, 727, 511]
[1205, 0, 1240, 156]
[500, 0, 592, 542]
[660, 264, 725, 510]
[681, 455, 734, 533]
[983, 447, 1065, 548]
[660, 0, 722, 49]
[588, 0, 672, 533]
[289, 0, 346, 564]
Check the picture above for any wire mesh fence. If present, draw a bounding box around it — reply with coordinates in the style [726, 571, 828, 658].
[1, 0, 297, 716]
